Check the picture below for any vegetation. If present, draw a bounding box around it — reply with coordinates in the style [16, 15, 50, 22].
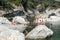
[0, 0, 60, 11]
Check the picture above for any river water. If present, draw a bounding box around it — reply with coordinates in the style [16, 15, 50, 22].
[46, 23, 60, 40]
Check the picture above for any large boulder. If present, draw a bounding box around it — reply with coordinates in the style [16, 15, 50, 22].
[0, 10, 7, 16]
[26, 25, 53, 39]
[10, 16, 29, 32]
[12, 16, 27, 24]
[0, 17, 11, 24]
[0, 16, 28, 32]
[0, 30, 25, 40]
[47, 16, 60, 25]
[0, 24, 25, 40]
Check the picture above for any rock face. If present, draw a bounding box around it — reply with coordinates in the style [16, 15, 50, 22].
[0, 30, 25, 40]
[0, 10, 7, 16]
[45, 8, 60, 16]
[0, 16, 28, 32]
[27, 8, 40, 16]
[12, 16, 27, 24]
[0, 17, 11, 24]
[45, 8, 55, 16]
[26, 25, 53, 39]
[47, 16, 60, 26]
[0, 24, 25, 40]
[12, 16, 27, 32]
[54, 8, 60, 17]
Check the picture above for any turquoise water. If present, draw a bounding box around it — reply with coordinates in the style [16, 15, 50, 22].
[46, 23, 60, 40]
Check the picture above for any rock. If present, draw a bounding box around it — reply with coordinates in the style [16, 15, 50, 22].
[26, 25, 53, 39]
[0, 24, 26, 32]
[12, 16, 27, 24]
[36, 4, 43, 12]
[0, 29, 25, 40]
[10, 16, 28, 32]
[46, 8, 60, 17]
[45, 8, 56, 15]
[27, 8, 40, 17]
[47, 16, 60, 25]
[54, 8, 60, 16]
[54, 8, 60, 13]
[0, 24, 25, 40]
[0, 17, 11, 24]
[27, 9, 33, 14]
[0, 24, 9, 32]
[13, 10, 26, 19]
[0, 16, 28, 32]
[33, 9, 40, 16]
[3, 10, 26, 21]
[0, 10, 7, 16]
